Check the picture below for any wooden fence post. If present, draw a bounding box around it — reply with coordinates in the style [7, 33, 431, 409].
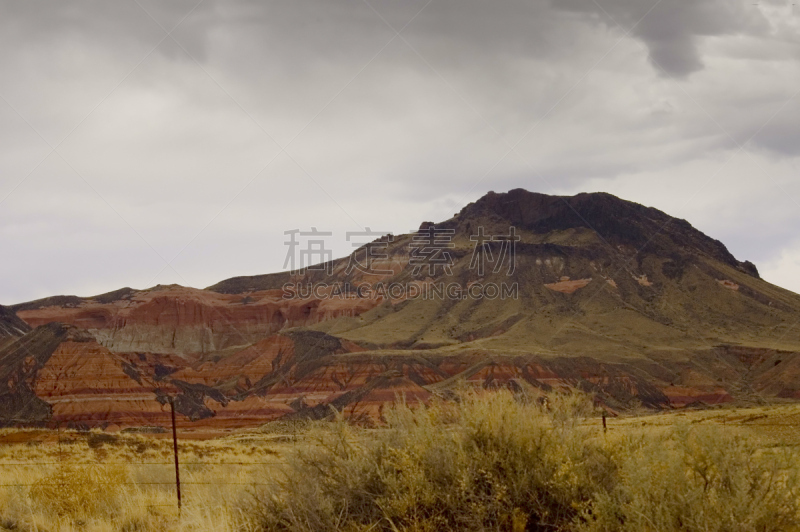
[169, 397, 182, 513]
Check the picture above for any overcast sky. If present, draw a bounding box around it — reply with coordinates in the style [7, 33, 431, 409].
[1, 0, 799, 304]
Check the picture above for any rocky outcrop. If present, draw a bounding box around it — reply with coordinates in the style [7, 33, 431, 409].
[458, 189, 757, 277]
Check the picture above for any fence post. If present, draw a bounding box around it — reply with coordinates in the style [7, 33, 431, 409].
[602, 410, 607, 433]
[169, 397, 182, 513]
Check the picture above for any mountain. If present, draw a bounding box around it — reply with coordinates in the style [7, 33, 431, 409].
[4, 189, 800, 429]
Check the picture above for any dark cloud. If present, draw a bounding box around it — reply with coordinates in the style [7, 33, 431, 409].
[556, 0, 769, 77]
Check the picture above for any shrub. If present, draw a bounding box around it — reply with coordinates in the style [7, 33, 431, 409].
[254, 391, 615, 531]
[252, 391, 800, 532]
[577, 425, 800, 532]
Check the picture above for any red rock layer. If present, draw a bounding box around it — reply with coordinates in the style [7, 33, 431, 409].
[33, 339, 173, 427]
[17, 286, 384, 355]
[344, 376, 432, 422]
[661, 386, 734, 407]
[7, 326, 800, 429]
[172, 335, 296, 388]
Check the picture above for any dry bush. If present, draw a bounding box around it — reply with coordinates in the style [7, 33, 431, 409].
[29, 462, 131, 520]
[577, 425, 800, 532]
[252, 391, 800, 532]
[253, 391, 616, 531]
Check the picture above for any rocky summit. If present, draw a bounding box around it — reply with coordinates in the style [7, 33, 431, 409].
[4, 189, 800, 430]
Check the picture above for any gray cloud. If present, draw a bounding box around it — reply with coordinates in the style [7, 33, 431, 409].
[0, 0, 799, 303]
[556, 0, 769, 77]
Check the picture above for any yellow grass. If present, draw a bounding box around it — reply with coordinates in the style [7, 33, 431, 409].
[1, 400, 800, 531]
[0, 428, 295, 532]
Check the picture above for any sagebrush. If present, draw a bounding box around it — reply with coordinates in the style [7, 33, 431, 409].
[254, 391, 800, 532]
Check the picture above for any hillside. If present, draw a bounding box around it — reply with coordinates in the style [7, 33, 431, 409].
[4, 189, 800, 428]
[0, 304, 31, 344]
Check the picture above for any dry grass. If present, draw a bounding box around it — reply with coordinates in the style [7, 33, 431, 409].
[253, 394, 800, 532]
[0, 429, 288, 532]
[1, 398, 800, 531]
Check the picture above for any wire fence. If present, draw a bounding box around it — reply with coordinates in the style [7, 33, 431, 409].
[2, 401, 800, 518]
[0, 411, 302, 515]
